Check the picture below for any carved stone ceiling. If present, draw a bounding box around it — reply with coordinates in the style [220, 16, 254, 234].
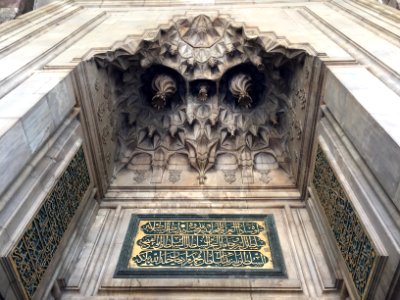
[78, 14, 322, 197]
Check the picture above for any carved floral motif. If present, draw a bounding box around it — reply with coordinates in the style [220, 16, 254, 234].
[223, 170, 236, 184]
[229, 74, 253, 108]
[197, 85, 208, 102]
[132, 170, 147, 184]
[168, 170, 181, 183]
[258, 170, 271, 184]
[151, 75, 177, 110]
[295, 89, 307, 110]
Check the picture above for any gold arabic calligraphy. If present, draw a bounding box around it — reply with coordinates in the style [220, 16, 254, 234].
[129, 219, 274, 269]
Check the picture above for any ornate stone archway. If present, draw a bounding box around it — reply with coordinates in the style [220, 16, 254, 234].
[75, 14, 323, 199]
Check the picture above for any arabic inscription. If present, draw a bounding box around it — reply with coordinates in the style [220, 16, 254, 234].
[128, 219, 274, 269]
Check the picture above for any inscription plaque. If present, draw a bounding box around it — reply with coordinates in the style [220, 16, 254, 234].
[312, 145, 381, 297]
[115, 214, 285, 277]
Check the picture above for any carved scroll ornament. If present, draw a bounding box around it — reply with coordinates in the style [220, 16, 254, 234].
[229, 74, 253, 108]
[151, 75, 177, 110]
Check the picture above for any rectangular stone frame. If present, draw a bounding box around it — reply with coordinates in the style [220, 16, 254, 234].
[115, 214, 286, 278]
[309, 141, 387, 299]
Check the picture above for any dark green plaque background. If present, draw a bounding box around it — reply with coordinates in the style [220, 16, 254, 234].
[115, 214, 286, 278]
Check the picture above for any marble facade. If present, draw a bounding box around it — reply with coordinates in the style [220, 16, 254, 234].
[0, 1, 399, 299]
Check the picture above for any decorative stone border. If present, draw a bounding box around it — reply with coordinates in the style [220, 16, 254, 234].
[7, 147, 90, 299]
[312, 144, 381, 298]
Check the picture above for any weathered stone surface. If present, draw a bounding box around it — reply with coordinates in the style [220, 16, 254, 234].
[0, 8, 18, 23]
[323, 66, 400, 206]
[0, 120, 32, 196]
[0, 0, 35, 23]
[34, 0, 56, 9]
[382, 0, 400, 10]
